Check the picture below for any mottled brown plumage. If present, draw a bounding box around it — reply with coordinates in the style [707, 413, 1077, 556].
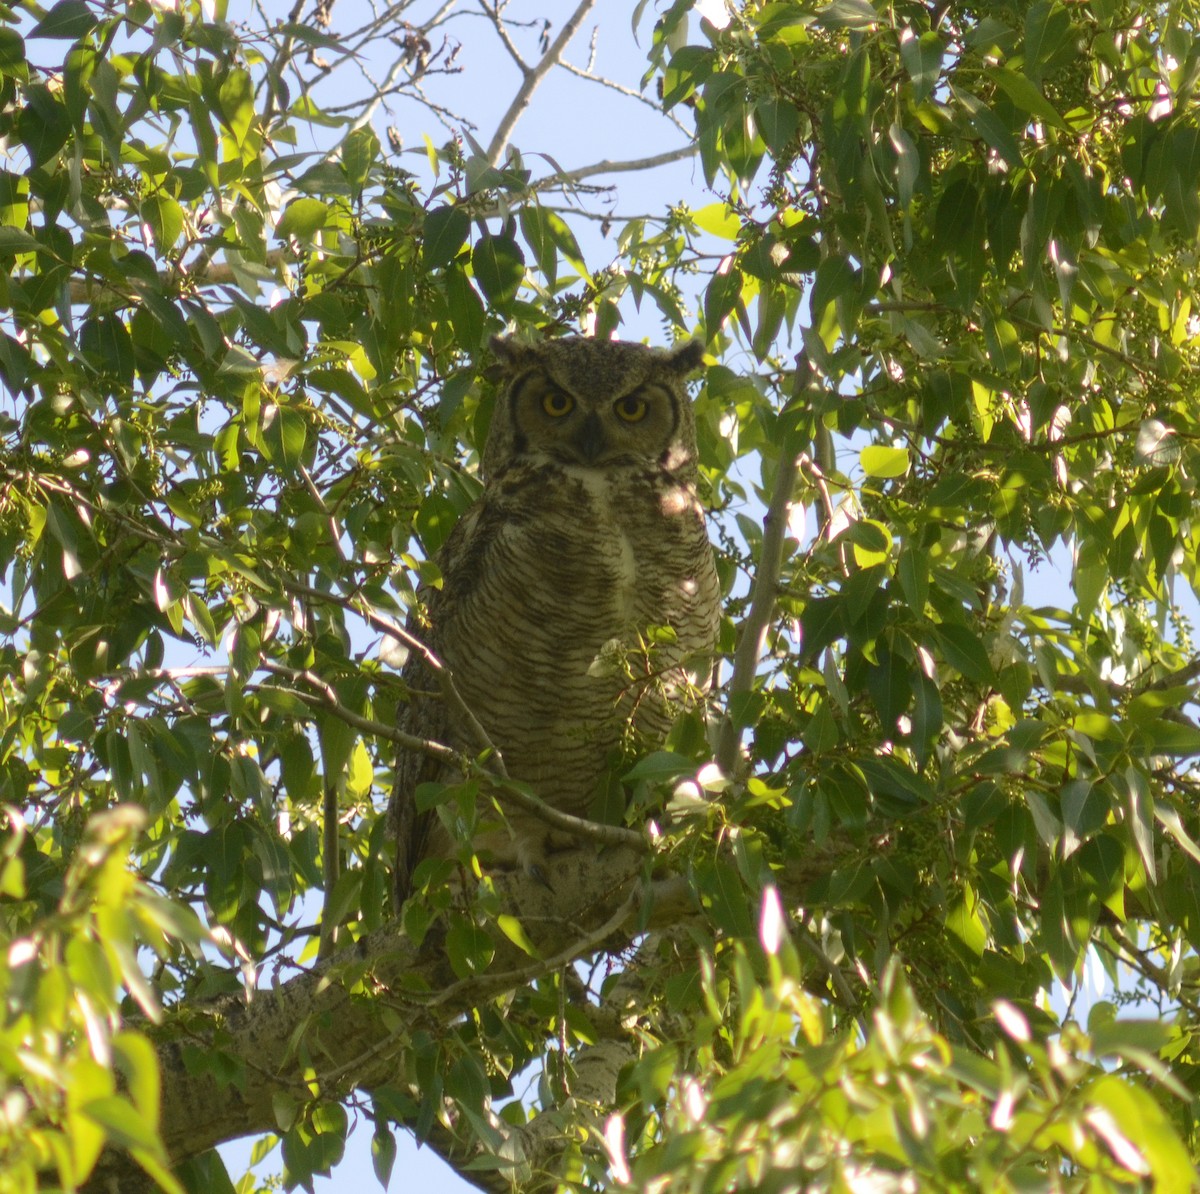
[390, 335, 720, 905]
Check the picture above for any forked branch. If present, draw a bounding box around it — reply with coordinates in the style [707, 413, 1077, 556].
[486, 0, 599, 166]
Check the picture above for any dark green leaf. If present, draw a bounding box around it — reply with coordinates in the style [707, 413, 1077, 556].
[818, 0, 879, 30]
[754, 98, 799, 153]
[31, 0, 97, 39]
[900, 31, 943, 101]
[703, 264, 743, 338]
[371, 1127, 397, 1189]
[932, 623, 995, 683]
[423, 205, 470, 270]
[471, 234, 525, 307]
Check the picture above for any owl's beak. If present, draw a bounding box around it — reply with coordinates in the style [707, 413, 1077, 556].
[573, 412, 608, 463]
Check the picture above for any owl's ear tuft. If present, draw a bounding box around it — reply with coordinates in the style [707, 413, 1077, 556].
[487, 335, 533, 380]
[666, 339, 706, 375]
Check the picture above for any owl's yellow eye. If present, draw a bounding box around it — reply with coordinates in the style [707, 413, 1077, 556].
[541, 390, 574, 417]
[614, 394, 649, 423]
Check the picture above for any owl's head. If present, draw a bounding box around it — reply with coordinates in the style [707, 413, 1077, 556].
[482, 336, 705, 479]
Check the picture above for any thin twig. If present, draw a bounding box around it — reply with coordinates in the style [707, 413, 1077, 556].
[422, 888, 642, 1008]
[261, 661, 461, 763]
[318, 783, 340, 960]
[486, 0, 598, 166]
[556, 59, 692, 133]
[477, 0, 529, 73]
[795, 922, 870, 1038]
[281, 577, 508, 776]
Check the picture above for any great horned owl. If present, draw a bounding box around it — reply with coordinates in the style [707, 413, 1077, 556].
[389, 335, 721, 904]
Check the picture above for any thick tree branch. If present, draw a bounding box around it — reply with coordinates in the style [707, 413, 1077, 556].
[80, 846, 646, 1193]
[79, 840, 846, 1193]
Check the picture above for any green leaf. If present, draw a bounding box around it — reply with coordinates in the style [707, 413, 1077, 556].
[946, 885, 987, 956]
[263, 405, 306, 470]
[860, 445, 910, 479]
[800, 596, 845, 661]
[991, 67, 1066, 129]
[849, 518, 891, 568]
[17, 90, 71, 167]
[692, 202, 741, 240]
[80, 315, 136, 385]
[0, 225, 42, 254]
[818, 0, 879, 30]
[899, 31, 943, 101]
[415, 491, 458, 554]
[933, 623, 994, 683]
[809, 254, 859, 327]
[890, 123, 919, 209]
[518, 203, 557, 285]
[1024, 1, 1073, 84]
[754, 98, 799, 153]
[276, 198, 330, 240]
[866, 649, 911, 730]
[31, 0, 97, 39]
[703, 263, 743, 337]
[1161, 127, 1200, 239]
[217, 68, 254, 146]
[340, 125, 379, 195]
[544, 210, 586, 275]
[1133, 719, 1200, 757]
[81, 1096, 162, 1153]
[910, 674, 943, 763]
[696, 859, 755, 937]
[1086, 1075, 1193, 1190]
[1123, 765, 1156, 884]
[444, 265, 485, 348]
[112, 1034, 161, 1124]
[471, 234, 525, 307]
[496, 914, 540, 958]
[371, 1127, 397, 1189]
[897, 547, 928, 612]
[423, 205, 470, 270]
[955, 88, 1022, 169]
[446, 917, 495, 978]
[140, 195, 184, 251]
[623, 751, 694, 782]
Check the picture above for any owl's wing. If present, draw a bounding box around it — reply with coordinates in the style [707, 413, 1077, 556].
[389, 615, 449, 908]
[388, 505, 487, 908]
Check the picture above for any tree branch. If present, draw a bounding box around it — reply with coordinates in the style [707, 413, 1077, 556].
[486, 0, 598, 166]
[282, 577, 509, 777]
[260, 661, 461, 763]
[493, 780, 648, 851]
[477, 0, 530, 74]
[716, 354, 816, 774]
[534, 143, 698, 192]
[81, 830, 849, 1192]
[80, 845, 648, 1192]
[556, 59, 692, 134]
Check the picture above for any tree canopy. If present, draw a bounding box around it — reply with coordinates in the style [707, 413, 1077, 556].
[3, 0, 1200, 1190]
